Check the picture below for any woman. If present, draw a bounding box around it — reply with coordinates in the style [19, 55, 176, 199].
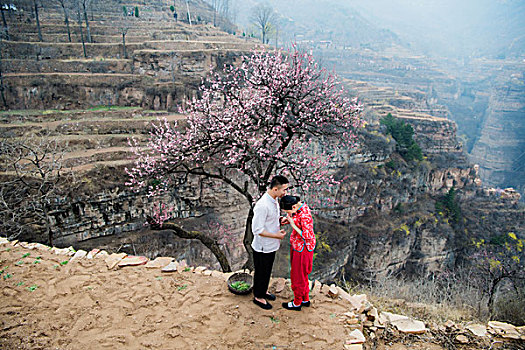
[280, 195, 316, 311]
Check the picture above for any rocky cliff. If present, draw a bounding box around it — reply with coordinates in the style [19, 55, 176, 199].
[2, 0, 522, 283]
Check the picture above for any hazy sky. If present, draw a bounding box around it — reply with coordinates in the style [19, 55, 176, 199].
[237, 0, 525, 58]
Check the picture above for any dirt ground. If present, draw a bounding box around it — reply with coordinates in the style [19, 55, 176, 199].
[0, 244, 520, 350]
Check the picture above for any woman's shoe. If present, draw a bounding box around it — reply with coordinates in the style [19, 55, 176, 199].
[301, 301, 311, 307]
[265, 293, 276, 301]
[253, 298, 272, 310]
[282, 301, 302, 311]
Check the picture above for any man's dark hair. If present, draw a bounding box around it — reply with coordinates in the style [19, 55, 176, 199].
[269, 175, 289, 189]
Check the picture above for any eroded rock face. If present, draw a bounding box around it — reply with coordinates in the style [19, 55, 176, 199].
[470, 80, 525, 197]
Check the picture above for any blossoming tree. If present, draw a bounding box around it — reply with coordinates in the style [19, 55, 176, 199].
[127, 48, 362, 271]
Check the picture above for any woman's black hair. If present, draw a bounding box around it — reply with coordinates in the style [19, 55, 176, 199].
[280, 195, 300, 210]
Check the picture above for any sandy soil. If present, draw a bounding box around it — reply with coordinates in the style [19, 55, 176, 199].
[0, 244, 486, 350]
[0, 245, 353, 350]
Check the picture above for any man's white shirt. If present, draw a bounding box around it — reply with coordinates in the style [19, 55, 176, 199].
[251, 193, 281, 253]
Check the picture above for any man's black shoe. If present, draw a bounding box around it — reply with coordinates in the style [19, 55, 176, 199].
[282, 301, 302, 311]
[253, 298, 272, 310]
[265, 293, 276, 301]
[301, 301, 311, 307]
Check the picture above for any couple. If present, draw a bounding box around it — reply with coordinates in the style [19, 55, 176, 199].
[251, 175, 316, 311]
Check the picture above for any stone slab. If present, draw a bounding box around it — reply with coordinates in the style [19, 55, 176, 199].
[346, 329, 366, 344]
[87, 249, 100, 259]
[145, 257, 174, 269]
[488, 321, 521, 340]
[161, 261, 179, 272]
[70, 249, 87, 261]
[466, 324, 487, 337]
[105, 253, 127, 269]
[271, 278, 286, 293]
[118, 256, 149, 267]
[391, 318, 427, 334]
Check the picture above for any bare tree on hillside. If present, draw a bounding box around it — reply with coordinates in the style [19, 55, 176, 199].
[118, 12, 130, 59]
[80, 0, 92, 43]
[0, 135, 70, 246]
[250, 4, 276, 44]
[33, 0, 43, 41]
[0, 34, 8, 107]
[0, 0, 10, 40]
[75, 0, 87, 57]
[56, 0, 72, 42]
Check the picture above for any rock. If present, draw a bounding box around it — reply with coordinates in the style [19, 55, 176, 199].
[456, 334, 469, 344]
[346, 294, 368, 311]
[320, 284, 330, 294]
[379, 312, 409, 324]
[105, 253, 127, 269]
[193, 266, 207, 274]
[33, 243, 51, 251]
[161, 261, 179, 272]
[488, 321, 521, 340]
[344, 345, 363, 350]
[0, 237, 8, 245]
[336, 287, 352, 302]
[176, 260, 188, 272]
[347, 318, 359, 325]
[52, 247, 71, 255]
[211, 270, 223, 278]
[466, 324, 487, 337]
[373, 319, 385, 329]
[363, 321, 374, 328]
[358, 300, 373, 314]
[118, 256, 149, 267]
[391, 319, 427, 334]
[311, 280, 322, 295]
[86, 249, 100, 259]
[444, 320, 455, 328]
[328, 284, 339, 298]
[203, 270, 212, 276]
[346, 329, 366, 344]
[70, 249, 87, 261]
[145, 257, 174, 269]
[10, 240, 18, 246]
[367, 307, 379, 321]
[271, 278, 286, 293]
[96, 250, 109, 258]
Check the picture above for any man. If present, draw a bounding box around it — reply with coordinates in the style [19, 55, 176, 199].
[251, 175, 289, 310]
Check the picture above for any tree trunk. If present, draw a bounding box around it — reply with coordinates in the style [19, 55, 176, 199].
[77, 9, 87, 58]
[487, 277, 501, 318]
[0, 39, 7, 107]
[0, 6, 9, 41]
[158, 221, 232, 272]
[82, 2, 91, 43]
[242, 206, 255, 270]
[122, 33, 127, 59]
[43, 205, 53, 246]
[34, 0, 43, 42]
[61, 6, 71, 42]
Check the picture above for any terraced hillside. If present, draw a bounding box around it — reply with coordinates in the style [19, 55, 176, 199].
[2, 0, 510, 278]
[1, 0, 256, 110]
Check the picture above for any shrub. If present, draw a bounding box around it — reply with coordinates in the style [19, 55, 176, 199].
[380, 113, 423, 162]
[435, 187, 462, 225]
[134, 6, 139, 18]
